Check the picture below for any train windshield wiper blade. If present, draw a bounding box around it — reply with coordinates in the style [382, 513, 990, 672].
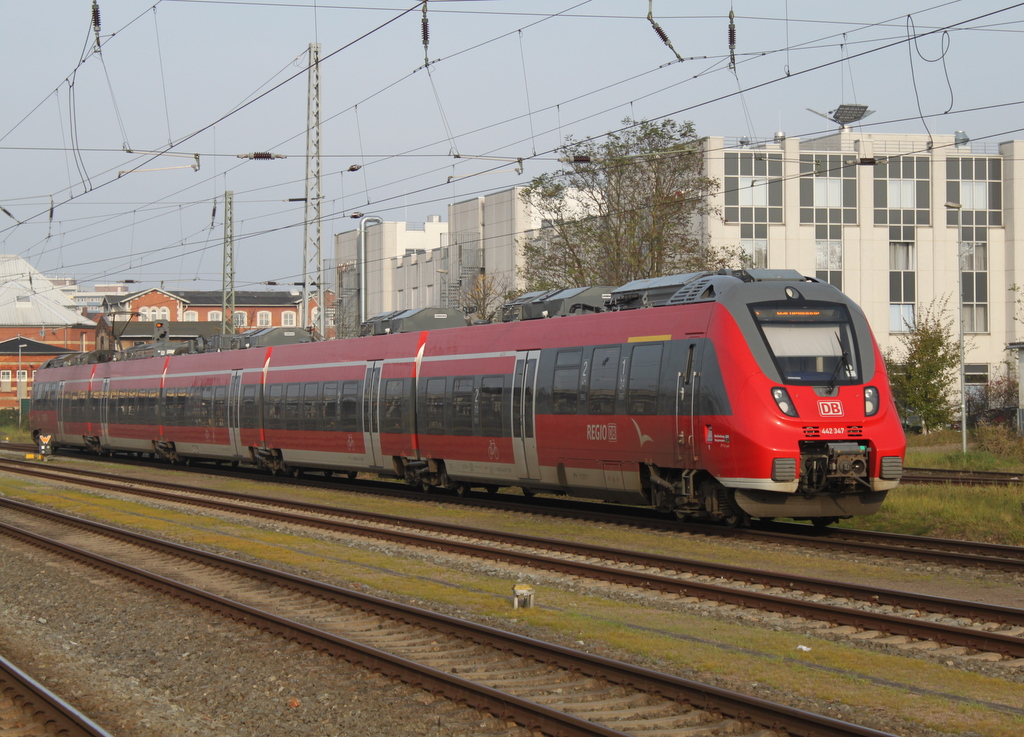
[825, 331, 851, 395]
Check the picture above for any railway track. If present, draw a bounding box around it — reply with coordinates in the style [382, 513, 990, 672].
[3, 458, 1024, 667]
[6, 446, 1024, 572]
[0, 652, 114, 737]
[0, 498, 896, 737]
[901, 467, 1024, 486]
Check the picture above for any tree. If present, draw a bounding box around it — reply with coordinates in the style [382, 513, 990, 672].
[884, 298, 961, 433]
[518, 118, 726, 290]
[459, 272, 516, 323]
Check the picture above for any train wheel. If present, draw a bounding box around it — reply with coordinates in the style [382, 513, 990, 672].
[323, 470, 333, 478]
[292, 467, 304, 479]
[346, 471, 357, 480]
[716, 487, 750, 528]
[484, 485, 499, 495]
[521, 488, 536, 498]
[812, 517, 839, 528]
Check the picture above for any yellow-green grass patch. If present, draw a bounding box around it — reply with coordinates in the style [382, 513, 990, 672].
[4, 483, 1023, 736]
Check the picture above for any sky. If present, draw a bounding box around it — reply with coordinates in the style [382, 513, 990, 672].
[2, 0, 1023, 294]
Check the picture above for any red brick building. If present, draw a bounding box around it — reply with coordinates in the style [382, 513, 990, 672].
[0, 255, 98, 413]
[101, 288, 319, 332]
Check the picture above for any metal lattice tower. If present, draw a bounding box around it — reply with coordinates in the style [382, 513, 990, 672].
[301, 42, 322, 336]
[220, 190, 235, 336]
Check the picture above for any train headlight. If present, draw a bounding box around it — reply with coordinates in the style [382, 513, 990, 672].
[864, 386, 879, 417]
[771, 387, 798, 417]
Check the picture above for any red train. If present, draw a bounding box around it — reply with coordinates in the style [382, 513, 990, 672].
[30, 269, 906, 526]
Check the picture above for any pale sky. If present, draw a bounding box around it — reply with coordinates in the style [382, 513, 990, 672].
[2, 0, 1022, 292]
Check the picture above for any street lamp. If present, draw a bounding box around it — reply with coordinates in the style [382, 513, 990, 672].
[350, 213, 383, 330]
[945, 201, 968, 455]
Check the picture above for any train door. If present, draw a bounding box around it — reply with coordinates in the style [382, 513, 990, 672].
[363, 361, 385, 469]
[675, 341, 701, 466]
[511, 350, 541, 481]
[227, 370, 244, 457]
[56, 381, 67, 442]
[99, 378, 111, 447]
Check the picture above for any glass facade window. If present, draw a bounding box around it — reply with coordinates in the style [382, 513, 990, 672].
[946, 156, 998, 334]
[815, 239, 842, 290]
[964, 363, 989, 405]
[724, 151, 783, 225]
[946, 157, 1001, 227]
[961, 242, 988, 333]
[873, 156, 929, 241]
[741, 239, 768, 268]
[799, 153, 857, 226]
[889, 242, 916, 333]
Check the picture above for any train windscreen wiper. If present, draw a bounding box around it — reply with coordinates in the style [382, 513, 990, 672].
[825, 331, 851, 395]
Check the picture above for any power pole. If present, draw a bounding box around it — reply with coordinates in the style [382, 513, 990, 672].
[221, 190, 235, 337]
[301, 42, 322, 337]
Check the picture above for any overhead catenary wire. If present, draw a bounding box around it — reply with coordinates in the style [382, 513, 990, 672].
[6, 0, 1023, 287]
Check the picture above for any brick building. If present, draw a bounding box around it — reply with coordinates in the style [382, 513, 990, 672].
[101, 288, 318, 332]
[0, 255, 97, 412]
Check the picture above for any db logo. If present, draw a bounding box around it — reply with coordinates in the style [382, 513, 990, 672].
[818, 400, 844, 417]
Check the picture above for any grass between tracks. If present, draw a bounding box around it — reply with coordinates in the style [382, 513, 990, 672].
[834, 426, 1024, 545]
[4, 480, 1024, 737]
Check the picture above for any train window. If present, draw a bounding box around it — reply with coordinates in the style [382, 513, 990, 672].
[267, 384, 283, 429]
[554, 348, 582, 417]
[382, 379, 405, 434]
[552, 366, 580, 414]
[340, 382, 360, 432]
[751, 302, 860, 385]
[161, 388, 173, 423]
[200, 386, 214, 427]
[213, 385, 228, 428]
[423, 378, 447, 434]
[556, 350, 581, 367]
[172, 388, 187, 424]
[480, 376, 504, 436]
[303, 383, 320, 429]
[627, 344, 663, 415]
[241, 385, 259, 428]
[451, 378, 474, 435]
[323, 382, 339, 431]
[284, 384, 301, 429]
[588, 346, 620, 414]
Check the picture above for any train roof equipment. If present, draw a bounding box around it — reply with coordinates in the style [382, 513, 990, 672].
[607, 269, 820, 311]
[500, 285, 614, 322]
[359, 307, 469, 336]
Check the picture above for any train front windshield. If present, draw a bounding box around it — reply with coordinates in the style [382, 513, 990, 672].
[751, 302, 860, 386]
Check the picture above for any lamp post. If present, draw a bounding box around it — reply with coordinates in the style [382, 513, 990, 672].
[351, 214, 383, 331]
[944, 201, 968, 455]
